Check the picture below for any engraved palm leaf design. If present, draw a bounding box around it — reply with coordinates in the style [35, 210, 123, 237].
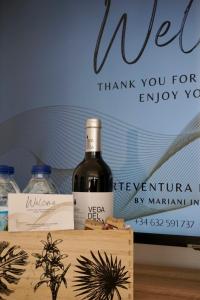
[74, 251, 130, 300]
[0, 241, 28, 300]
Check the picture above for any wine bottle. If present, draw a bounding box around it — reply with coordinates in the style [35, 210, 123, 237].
[72, 118, 113, 229]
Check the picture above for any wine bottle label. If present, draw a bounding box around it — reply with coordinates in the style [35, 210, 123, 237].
[73, 192, 113, 229]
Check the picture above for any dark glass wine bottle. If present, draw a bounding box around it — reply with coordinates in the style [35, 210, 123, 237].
[72, 118, 113, 229]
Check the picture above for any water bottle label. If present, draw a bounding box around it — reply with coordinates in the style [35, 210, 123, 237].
[73, 192, 113, 229]
[0, 210, 8, 231]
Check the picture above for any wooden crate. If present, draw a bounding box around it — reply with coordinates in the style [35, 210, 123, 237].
[0, 230, 134, 300]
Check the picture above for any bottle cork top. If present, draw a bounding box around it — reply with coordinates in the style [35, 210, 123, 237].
[86, 118, 102, 128]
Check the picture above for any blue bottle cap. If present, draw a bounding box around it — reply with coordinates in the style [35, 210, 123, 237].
[0, 165, 9, 174]
[8, 166, 14, 175]
[31, 165, 52, 175]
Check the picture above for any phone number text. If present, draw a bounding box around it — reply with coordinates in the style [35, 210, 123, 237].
[134, 218, 195, 228]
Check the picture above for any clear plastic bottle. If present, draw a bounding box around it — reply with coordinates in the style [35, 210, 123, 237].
[8, 166, 21, 193]
[23, 165, 59, 194]
[0, 165, 16, 231]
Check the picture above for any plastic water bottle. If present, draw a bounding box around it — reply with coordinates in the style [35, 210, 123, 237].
[23, 165, 59, 194]
[0, 165, 16, 230]
[8, 166, 21, 193]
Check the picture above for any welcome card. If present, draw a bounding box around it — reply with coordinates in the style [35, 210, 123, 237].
[8, 193, 74, 232]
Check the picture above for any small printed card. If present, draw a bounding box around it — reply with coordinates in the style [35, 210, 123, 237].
[8, 193, 74, 232]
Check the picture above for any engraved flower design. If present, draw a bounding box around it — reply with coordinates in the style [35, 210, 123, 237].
[32, 233, 70, 300]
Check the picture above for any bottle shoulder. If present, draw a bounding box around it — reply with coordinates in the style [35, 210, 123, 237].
[73, 157, 112, 176]
[23, 177, 58, 194]
[0, 177, 16, 192]
[73, 157, 113, 192]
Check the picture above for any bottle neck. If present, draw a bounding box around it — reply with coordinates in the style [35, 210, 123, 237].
[85, 126, 101, 153]
[0, 174, 9, 180]
[32, 173, 50, 179]
[85, 151, 102, 160]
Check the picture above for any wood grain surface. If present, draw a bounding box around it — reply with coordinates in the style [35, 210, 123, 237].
[135, 264, 200, 300]
[0, 230, 134, 300]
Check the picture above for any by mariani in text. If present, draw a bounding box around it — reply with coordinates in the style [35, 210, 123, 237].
[133, 197, 200, 206]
